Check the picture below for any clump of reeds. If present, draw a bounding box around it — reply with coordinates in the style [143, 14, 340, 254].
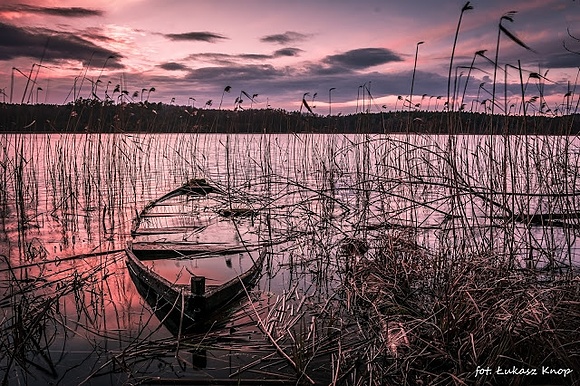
[338, 230, 580, 385]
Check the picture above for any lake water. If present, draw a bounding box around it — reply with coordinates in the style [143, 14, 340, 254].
[1, 132, 579, 384]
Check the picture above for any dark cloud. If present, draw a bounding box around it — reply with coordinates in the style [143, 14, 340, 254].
[260, 31, 309, 44]
[185, 64, 282, 82]
[540, 51, 580, 69]
[81, 27, 116, 43]
[187, 48, 303, 65]
[0, 4, 103, 17]
[324, 48, 403, 69]
[239, 53, 273, 60]
[164, 31, 228, 43]
[0, 22, 123, 68]
[304, 62, 354, 76]
[273, 47, 303, 57]
[159, 62, 189, 71]
[296, 48, 403, 78]
[530, 34, 580, 70]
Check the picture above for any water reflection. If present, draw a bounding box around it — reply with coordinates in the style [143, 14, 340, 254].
[1, 133, 579, 384]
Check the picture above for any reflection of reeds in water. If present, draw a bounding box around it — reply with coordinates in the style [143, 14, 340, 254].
[2, 128, 580, 384]
[194, 131, 579, 384]
[0, 251, 127, 385]
[1, 133, 9, 234]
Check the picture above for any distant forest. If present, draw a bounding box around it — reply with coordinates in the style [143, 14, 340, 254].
[1, 101, 579, 135]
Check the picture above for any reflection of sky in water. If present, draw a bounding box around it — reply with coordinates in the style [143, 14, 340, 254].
[143, 253, 255, 286]
[2, 133, 580, 384]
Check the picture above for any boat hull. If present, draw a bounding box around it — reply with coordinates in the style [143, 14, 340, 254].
[126, 179, 265, 335]
[126, 245, 264, 334]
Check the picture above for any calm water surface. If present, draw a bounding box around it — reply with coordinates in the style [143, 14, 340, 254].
[1, 132, 579, 384]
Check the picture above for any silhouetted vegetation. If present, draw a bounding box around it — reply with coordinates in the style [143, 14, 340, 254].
[1, 101, 580, 134]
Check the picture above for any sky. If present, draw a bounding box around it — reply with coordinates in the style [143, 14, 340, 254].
[0, 0, 579, 115]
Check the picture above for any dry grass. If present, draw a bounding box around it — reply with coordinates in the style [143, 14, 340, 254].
[336, 230, 580, 385]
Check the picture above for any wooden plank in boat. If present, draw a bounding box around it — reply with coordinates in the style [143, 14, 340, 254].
[131, 241, 256, 258]
[132, 226, 206, 235]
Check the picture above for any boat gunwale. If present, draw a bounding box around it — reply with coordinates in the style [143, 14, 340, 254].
[126, 242, 265, 300]
[127, 179, 265, 320]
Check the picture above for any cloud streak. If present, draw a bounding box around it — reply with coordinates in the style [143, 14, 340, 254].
[186, 48, 303, 65]
[260, 31, 310, 45]
[274, 48, 303, 57]
[159, 62, 189, 71]
[0, 4, 103, 17]
[164, 31, 228, 43]
[185, 64, 282, 82]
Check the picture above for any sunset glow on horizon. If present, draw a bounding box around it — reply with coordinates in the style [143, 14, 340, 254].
[1, 0, 579, 114]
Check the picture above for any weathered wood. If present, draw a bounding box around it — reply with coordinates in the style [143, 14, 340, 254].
[126, 180, 264, 335]
[126, 246, 264, 334]
[515, 212, 580, 227]
[191, 276, 205, 295]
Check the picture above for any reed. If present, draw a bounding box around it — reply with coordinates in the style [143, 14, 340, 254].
[447, 2, 473, 112]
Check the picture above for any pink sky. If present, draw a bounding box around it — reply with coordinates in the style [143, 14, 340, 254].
[1, 0, 579, 114]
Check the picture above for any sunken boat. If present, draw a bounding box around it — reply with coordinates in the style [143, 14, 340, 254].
[126, 179, 264, 334]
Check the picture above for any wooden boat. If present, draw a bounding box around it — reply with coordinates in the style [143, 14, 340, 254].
[126, 179, 264, 334]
